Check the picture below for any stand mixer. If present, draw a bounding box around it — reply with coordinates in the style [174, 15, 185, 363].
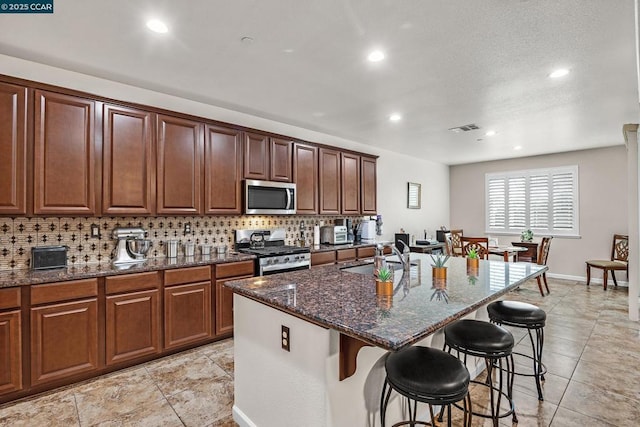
[112, 227, 152, 264]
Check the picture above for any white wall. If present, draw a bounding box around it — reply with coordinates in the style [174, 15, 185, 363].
[0, 54, 450, 240]
[450, 146, 628, 280]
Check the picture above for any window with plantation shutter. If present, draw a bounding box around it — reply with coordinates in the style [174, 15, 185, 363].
[485, 165, 579, 236]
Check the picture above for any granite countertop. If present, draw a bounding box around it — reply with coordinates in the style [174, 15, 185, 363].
[225, 254, 547, 351]
[0, 252, 256, 288]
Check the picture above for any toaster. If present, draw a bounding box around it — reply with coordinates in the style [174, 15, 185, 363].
[31, 245, 68, 270]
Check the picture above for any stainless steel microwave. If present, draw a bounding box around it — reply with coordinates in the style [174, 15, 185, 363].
[244, 180, 296, 215]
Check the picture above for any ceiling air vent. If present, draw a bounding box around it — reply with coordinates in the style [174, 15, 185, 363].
[448, 124, 480, 133]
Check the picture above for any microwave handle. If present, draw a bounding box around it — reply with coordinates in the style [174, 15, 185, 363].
[286, 188, 293, 210]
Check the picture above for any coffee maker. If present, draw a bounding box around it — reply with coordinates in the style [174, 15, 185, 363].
[334, 219, 354, 243]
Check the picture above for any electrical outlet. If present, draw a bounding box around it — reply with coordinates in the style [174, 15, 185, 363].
[183, 222, 192, 235]
[281, 325, 290, 352]
[90, 224, 100, 238]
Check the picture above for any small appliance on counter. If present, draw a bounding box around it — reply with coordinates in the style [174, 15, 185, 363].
[112, 227, 152, 264]
[360, 220, 376, 242]
[31, 245, 68, 270]
[334, 219, 354, 243]
[320, 225, 348, 245]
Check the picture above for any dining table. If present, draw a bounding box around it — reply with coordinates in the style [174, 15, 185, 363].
[489, 245, 529, 262]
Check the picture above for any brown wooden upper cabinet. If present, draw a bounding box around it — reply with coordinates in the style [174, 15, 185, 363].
[341, 153, 360, 215]
[243, 132, 292, 182]
[293, 142, 318, 214]
[319, 148, 341, 214]
[0, 82, 27, 216]
[361, 156, 377, 214]
[205, 124, 242, 214]
[103, 104, 155, 215]
[34, 90, 97, 215]
[156, 114, 204, 215]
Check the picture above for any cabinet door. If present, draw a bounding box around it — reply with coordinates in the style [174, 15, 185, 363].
[319, 148, 341, 214]
[0, 310, 21, 395]
[204, 125, 242, 214]
[103, 104, 155, 215]
[164, 282, 212, 350]
[0, 82, 27, 215]
[156, 114, 203, 215]
[361, 156, 377, 215]
[30, 299, 99, 386]
[243, 131, 269, 180]
[215, 275, 251, 336]
[270, 138, 292, 182]
[341, 153, 360, 214]
[106, 289, 160, 366]
[293, 143, 318, 214]
[34, 90, 96, 215]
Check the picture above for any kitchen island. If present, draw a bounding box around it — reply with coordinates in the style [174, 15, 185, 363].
[225, 254, 546, 427]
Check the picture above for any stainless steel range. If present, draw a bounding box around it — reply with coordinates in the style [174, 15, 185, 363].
[235, 228, 311, 276]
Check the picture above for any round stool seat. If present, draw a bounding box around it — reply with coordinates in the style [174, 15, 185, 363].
[386, 346, 470, 404]
[444, 319, 514, 358]
[487, 300, 546, 328]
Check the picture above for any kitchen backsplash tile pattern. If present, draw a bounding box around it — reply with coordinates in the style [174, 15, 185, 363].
[0, 215, 361, 271]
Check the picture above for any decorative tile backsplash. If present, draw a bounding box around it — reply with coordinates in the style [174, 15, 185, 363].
[0, 215, 357, 271]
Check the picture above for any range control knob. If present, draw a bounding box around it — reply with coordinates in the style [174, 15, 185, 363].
[283, 257, 290, 263]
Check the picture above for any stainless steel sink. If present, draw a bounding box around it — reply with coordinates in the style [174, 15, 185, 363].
[341, 261, 404, 275]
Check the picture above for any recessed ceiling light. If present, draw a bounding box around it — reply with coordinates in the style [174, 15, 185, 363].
[485, 130, 497, 137]
[389, 113, 402, 122]
[367, 50, 385, 62]
[549, 68, 570, 78]
[146, 19, 168, 34]
[514, 145, 522, 150]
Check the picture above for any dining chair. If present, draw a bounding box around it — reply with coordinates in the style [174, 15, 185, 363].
[443, 232, 453, 256]
[586, 234, 629, 290]
[450, 229, 464, 257]
[461, 237, 489, 259]
[511, 241, 538, 263]
[534, 237, 553, 296]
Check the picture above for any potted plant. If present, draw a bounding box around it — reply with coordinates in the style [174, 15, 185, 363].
[466, 248, 480, 270]
[375, 266, 394, 296]
[430, 254, 449, 281]
[521, 229, 534, 242]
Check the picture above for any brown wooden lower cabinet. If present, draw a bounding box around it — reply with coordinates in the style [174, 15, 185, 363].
[311, 251, 337, 266]
[30, 298, 99, 386]
[0, 310, 22, 395]
[106, 289, 160, 366]
[164, 281, 212, 350]
[105, 272, 161, 366]
[214, 261, 255, 337]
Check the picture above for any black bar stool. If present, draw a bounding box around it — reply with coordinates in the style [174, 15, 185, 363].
[487, 300, 547, 401]
[381, 346, 472, 427]
[442, 319, 517, 426]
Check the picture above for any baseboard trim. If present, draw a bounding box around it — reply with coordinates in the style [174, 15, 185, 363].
[233, 405, 257, 427]
[547, 272, 628, 286]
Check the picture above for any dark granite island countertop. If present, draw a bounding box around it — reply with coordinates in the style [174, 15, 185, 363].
[226, 254, 547, 351]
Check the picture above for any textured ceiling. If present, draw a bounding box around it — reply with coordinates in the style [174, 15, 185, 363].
[0, 0, 638, 165]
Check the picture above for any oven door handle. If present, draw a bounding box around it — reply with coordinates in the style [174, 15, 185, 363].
[261, 260, 310, 274]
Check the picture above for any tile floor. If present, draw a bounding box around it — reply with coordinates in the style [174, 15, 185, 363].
[0, 278, 638, 426]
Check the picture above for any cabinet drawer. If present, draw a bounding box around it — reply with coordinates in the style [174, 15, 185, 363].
[336, 248, 356, 261]
[0, 287, 21, 310]
[164, 266, 211, 286]
[311, 251, 336, 266]
[356, 246, 375, 259]
[215, 261, 255, 279]
[106, 271, 160, 295]
[31, 279, 98, 305]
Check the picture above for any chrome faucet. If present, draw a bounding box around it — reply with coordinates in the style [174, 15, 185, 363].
[390, 240, 410, 274]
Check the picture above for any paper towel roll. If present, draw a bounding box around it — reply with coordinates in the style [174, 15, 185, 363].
[313, 225, 320, 245]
